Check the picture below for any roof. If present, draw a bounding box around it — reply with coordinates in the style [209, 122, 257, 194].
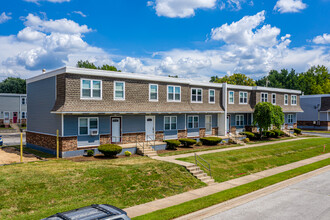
[26, 66, 302, 94]
[0, 93, 26, 97]
[300, 94, 330, 98]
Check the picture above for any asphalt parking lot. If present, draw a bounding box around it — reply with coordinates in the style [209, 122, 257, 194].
[0, 133, 26, 146]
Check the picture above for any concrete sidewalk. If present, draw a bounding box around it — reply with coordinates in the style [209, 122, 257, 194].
[124, 152, 330, 218]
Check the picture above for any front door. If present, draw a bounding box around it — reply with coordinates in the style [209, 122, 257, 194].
[226, 115, 230, 134]
[13, 112, 17, 123]
[145, 116, 155, 141]
[111, 117, 121, 143]
[205, 115, 212, 135]
[4, 112, 10, 124]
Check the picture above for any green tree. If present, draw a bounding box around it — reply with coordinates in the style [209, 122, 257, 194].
[273, 105, 285, 129]
[76, 60, 120, 72]
[210, 73, 256, 86]
[0, 77, 26, 94]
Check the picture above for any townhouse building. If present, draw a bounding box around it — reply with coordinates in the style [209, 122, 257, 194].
[26, 67, 302, 157]
[0, 93, 27, 127]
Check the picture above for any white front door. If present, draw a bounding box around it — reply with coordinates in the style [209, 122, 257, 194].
[4, 112, 10, 124]
[205, 115, 212, 135]
[111, 117, 121, 143]
[226, 115, 230, 134]
[145, 116, 155, 141]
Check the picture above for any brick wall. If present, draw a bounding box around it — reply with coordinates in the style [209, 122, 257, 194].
[122, 132, 145, 144]
[178, 129, 187, 139]
[199, 128, 206, 138]
[100, 134, 110, 145]
[212, 127, 218, 135]
[155, 131, 164, 141]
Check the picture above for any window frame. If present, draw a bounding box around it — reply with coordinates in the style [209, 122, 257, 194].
[21, 97, 26, 105]
[21, 111, 27, 119]
[80, 79, 102, 100]
[187, 115, 199, 129]
[164, 116, 177, 131]
[149, 84, 158, 102]
[235, 115, 244, 126]
[209, 89, 215, 104]
[272, 93, 276, 105]
[78, 117, 99, 136]
[291, 95, 297, 105]
[288, 114, 293, 124]
[228, 91, 235, 104]
[114, 81, 125, 101]
[284, 94, 288, 105]
[239, 91, 248, 104]
[191, 88, 203, 103]
[261, 92, 268, 102]
[167, 85, 181, 102]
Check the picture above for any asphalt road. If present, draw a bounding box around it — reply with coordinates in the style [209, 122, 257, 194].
[0, 133, 26, 146]
[303, 131, 330, 138]
[206, 170, 330, 220]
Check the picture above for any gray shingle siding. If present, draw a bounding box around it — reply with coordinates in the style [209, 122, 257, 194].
[297, 97, 320, 121]
[0, 94, 27, 119]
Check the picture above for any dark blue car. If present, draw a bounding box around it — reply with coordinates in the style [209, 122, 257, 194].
[0, 135, 3, 146]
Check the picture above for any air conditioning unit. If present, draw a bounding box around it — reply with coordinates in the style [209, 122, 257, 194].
[90, 129, 98, 136]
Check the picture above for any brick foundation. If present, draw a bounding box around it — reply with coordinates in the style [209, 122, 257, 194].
[155, 131, 164, 141]
[60, 136, 78, 151]
[245, 126, 258, 133]
[178, 129, 187, 139]
[122, 132, 145, 144]
[230, 126, 236, 134]
[298, 121, 329, 130]
[212, 127, 218, 136]
[199, 128, 206, 138]
[26, 131, 58, 151]
[100, 134, 110, 145]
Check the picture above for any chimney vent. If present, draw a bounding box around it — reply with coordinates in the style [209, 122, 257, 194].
[42, 69, 46, 73]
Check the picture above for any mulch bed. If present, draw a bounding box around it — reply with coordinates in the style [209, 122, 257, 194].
[67, 153, 140, 162]
[157, 144, 232, 155]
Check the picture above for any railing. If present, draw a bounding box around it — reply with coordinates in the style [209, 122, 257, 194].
[194, 153, 211, 177]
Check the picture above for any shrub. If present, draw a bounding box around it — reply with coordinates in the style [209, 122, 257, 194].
[243, 138, 250, 143]
[222, 140, 227, 144]
[164, 140, 181, 150]
[98, 144, 122, 157]
[86, 150, 94, 157]
[293, 133, 297, 136]
[253, 132, 261, 140]
[179, 138, 197, 147]
[294, 128, 302, 135]
[271, 129, 281, 138]
[200, 137, 222, 146]
[124, 151, 132, 157]
[228, 139, 235, 144]
[264, 131, 275, 138]
[195, 141, 202, 146]
[239, 131, 255, 139]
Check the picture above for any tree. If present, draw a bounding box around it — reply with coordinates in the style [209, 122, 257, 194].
[0, 77, 26, 94]
[273, 105, 285, 129]
[76, 60, 121, 72]
[210, 73, 256, 86]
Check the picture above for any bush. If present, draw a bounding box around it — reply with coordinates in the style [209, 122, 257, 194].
[222, 140, 227, 144]
[264, 131, 275, 138]
[98, 144, 122, 157]
[179, 138, 197, 147]
[294, 128, 302, 135]
[253, 132, 262, 140]
[200, 137, 222, 146]
[243, 138, 250, 143]
[271, 129, 280, 138]
[239, 131, 255, 139]
[293, 133, 297, 136]
[164, 140, 181, 150]
[86, 150, 94, 157]
[195, 141, 202, 146]
[124, 151, 132, 157]
[228, 139, 235, 144]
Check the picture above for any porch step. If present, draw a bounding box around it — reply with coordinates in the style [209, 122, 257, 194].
[184, 164, 215, 185]
[283, 129, 295, 137]
[136, 143, 158, 157]
[9, 123, 20, 132]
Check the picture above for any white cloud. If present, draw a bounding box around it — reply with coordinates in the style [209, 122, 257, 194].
[220, 0, 252, 11]
[148, 0, 216, 18]
[17, 27, 46, 41]
[274, 0, 307, 13]
[313, 34, 330, 44]
[72, 11, 87, 18]
[24, 14, 92, 34]
[0, 12, 12, 24]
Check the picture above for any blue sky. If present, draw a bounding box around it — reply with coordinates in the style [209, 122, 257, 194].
[0, 0, 329, 81]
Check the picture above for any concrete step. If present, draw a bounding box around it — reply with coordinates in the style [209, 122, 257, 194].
[203, 179, 215, 185]
[199, 176, 212, 181]
[190, 170, 204, 175]
[195, 173, 207, 178]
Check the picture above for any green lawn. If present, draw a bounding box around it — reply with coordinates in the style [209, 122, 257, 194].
[158, 144, 241, 157]
[179, 138, 330, 182]
[134, 158, 330, 220]
[247, 137, 294, 145]
[303, 130, 330, 134]
[0, 157, 205, 219]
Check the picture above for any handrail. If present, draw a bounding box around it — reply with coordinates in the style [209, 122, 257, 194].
[194, 153, 211, 177]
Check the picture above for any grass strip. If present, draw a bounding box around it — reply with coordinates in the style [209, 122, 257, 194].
[133, 158, 330, 220]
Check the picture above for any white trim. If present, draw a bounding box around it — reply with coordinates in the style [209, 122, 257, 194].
[291, 95, 297, 105]
[80, 78, 102, 100]
[51, 110, 225, 114]
[300, 94, 330, 98]
[21, 111, 27, 119]
[145, 115, 156, 140]
[205, 115, 212, 134]
[287, 114, 294, 124]
[0, 93, 27, 97]
[261, 92, 268, 102]
[164, 116, 177, 131]
[235, 114, 244, 126]
[149, 84, 158, 102]
[239, 91, 248, 104]
[284, 94, 288, 105]
[78, 117, 99, 136]
[114, 81, 125, 100]
[228, 90, 235, 104]
[167, 85, 181, 102]
[191, 88, 203, 103]
[61, 114, 64, 137]
[271, 93, 276, 105]
[209, 89, 215, 104]
[187, 115, 199, 129]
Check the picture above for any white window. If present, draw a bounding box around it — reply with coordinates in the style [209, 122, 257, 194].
[291, 95, 297, 105]
[167, 85, 181, 102]
[288, 114, 293, 124]
[81, 79, 102, 99]
[114, 81, 125, 100]
[149, 84, 158, 101]
[209, 89, 215, 103]
[284, 94, 288, 105]
[261, 93, 268, 102]
[191, 88, 203, 103]
[228, 91, 234, 104]
[239, 91, 248, 104]
[21, 111, 27, 119]
[79, 117, 98, 135]
[21, 97, 26, 105]
[164, 116, 177, 130]
[187, 116, 199, 129]
[235, 115, 244, 126]
[272, 93, 276, 105]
